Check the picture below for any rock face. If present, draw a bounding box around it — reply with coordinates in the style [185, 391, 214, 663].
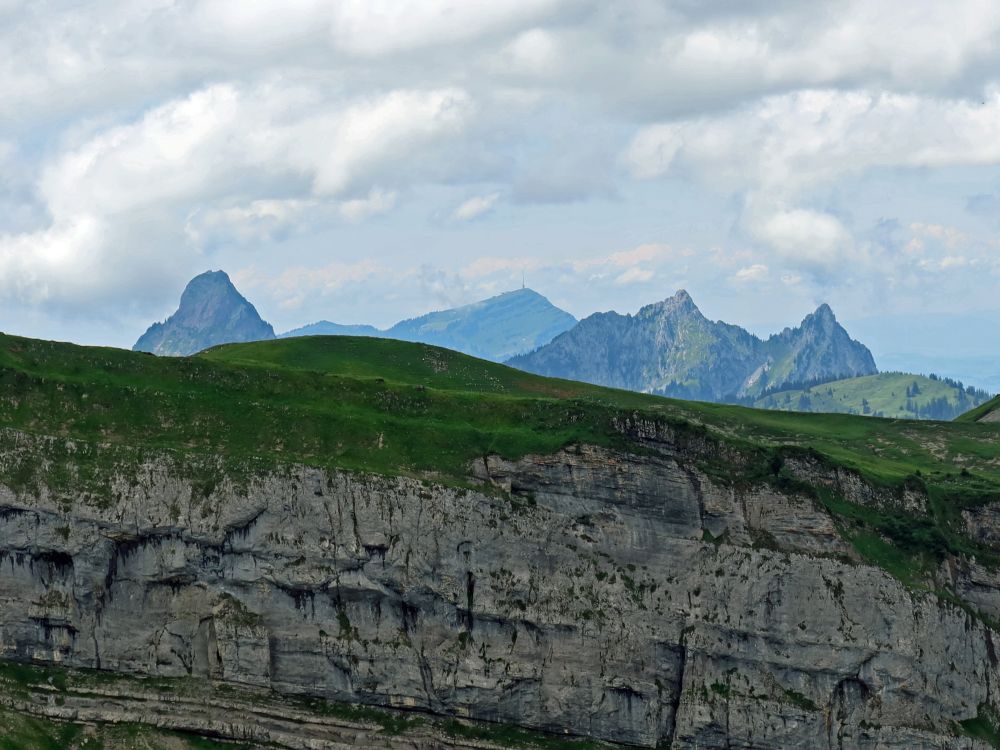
[133, 271, 275, 356]
[508, 291, 877, 401]
[0, 426, 997, 749]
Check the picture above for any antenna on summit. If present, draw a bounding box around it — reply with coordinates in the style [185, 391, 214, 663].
[521, 271, 525, 290]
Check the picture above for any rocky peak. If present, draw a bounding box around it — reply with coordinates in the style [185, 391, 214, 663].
[133, 270, 275, 356]
[643, 289, 701, 319]
[800, 303, 838, 329]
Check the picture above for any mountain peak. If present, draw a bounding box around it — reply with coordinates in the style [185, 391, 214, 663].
[811, 303, 836, 322]
[647, 289, 699, 317]
[133, 270, 275, 356]
[387, 287, 576, 361]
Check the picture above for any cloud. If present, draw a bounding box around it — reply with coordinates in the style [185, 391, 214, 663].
[626, 88, 1000, 192]
[328, 0, 568, 57]
[0, 83, 471, 308]
[452, 193, 500, 221]
[744, 204, 854, 273]
[339, 188, 398, 222]
[614, 267, 654, 285]
[733, 264, 769, 283]
[4, 0, 1000, 336]
[235, 258, 398, 312]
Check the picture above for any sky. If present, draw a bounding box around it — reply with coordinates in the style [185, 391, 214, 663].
[1, 1, 1000, 386]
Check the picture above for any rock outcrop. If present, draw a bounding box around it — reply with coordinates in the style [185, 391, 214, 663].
[0, 425, 997, 748]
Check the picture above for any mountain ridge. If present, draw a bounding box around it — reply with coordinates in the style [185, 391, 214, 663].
[508, 289, 877, 402]
[276, 287, 576, 362]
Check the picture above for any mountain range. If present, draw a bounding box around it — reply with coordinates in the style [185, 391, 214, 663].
[132, 271, 988, 419]
[136, 273, 575, 362]
[508, 290, 877, 401]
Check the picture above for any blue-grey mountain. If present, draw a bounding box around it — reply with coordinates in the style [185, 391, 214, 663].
[508, 290, 877, 402]
[133, 271, 275, 357]
[383, 288, 576, 362]
[281, 287, 576, 362]
[279, 321, 383, 339]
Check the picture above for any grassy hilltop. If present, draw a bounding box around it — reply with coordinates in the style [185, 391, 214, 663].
[0, 332, 997, 484]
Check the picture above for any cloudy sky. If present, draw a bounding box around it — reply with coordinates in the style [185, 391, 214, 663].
[2, 1, 1000, 384]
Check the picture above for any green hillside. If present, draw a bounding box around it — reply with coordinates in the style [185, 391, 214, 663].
[5, 332, 1000, 594]
[956, 394, 1000, 423]
[1, 332, 1000, 492]
[754, 373, 993, 421]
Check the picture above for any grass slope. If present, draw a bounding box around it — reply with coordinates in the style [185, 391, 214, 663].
[1, 332, 1000, 489]
[755, 373, 991, 421]
[957, 395, 1000, 423]
[4, 333, 1000, 597]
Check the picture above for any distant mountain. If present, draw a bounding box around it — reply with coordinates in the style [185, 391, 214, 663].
[279, 321, 384, 339]
[133, 271, 275, 356]
[279, 288, 577, 362]
[508, 290, 877, 402]
[384, 288, 576, 362]
[755, 372, 992, 421]
[752, 303, 879, 397]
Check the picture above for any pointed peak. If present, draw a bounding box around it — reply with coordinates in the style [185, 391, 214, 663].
[805, 303, 837, 326]
[660, 289, 698, 312]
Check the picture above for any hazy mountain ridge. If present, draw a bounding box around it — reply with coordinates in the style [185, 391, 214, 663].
[284, 288, 578, 362]
[385, 287, 577, 362]
[508, 290, 878, 402]
[279, 321, 384, 339]
[133, 271, 275, 357]
[135, 276, 576, 362]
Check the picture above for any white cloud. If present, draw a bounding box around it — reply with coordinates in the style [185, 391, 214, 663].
[3, 0, 1000, 335]
[745, 205, 854, 272]
[614, 267, 654, 285]
[733, 264, 769, 284]
[452, 193, 500, 221]
[235, 258, 399, 312]
[328, 0, 567, 56]
[339, 188, 398, 222]
[0, 83, 472, 307]
[627, 88, 1000, 192]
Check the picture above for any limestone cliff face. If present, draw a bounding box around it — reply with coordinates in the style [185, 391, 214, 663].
[0, 426, 997, 749]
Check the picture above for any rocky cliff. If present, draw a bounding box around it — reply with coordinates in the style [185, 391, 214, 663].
[1, 423, 997, 749]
